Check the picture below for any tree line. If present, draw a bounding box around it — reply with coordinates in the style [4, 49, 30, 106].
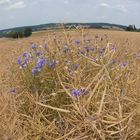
[4, 28, 32, 38]
[126, 25, 140, 32]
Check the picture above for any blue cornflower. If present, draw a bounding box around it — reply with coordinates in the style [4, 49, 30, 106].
[22, 52, 31, 62]
[71, 89, 82, 97]
[36, 51, 43, 56]
[48, 60, 58, 68]
[31, 43, 37, 49]
[85, 46, 91, 53]
[24, 58, 30, 64]
[71, 88, 87, 97]
[111, 47, 117, 51]
[23, 52, 29, 58]
[121, 62, 128, 68]
[17, 58, 28, 69]
[32, 58, 47, 75]
[10, 88, 16, 93]
[36, 58, 47, 69]
[17, 59, 22, 65]
[75, 40, 80, 44]
[32, 68, 40, 75]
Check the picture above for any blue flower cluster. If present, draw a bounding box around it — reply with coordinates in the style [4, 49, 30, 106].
[17, 52, 31, 69]
[17, 43, 58, 76]
[32, 58, 58, 75]
[32, 58, 47, 75]
[17, 34, 120, 79]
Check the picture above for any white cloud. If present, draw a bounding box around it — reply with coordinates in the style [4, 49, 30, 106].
[100, 3, 111, 8]
[6, 1, 26, 10]
[64, 0, 69, 5]
[0, 0, 11, 5]
[114, 5, 128, 13]
[99, 2, 128, 13]
[0, 0, 140, 29]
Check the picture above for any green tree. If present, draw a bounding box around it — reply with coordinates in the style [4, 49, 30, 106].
[8, 31, 23, 38]
[23, 28, 32, 37]
[126, 25, 137, 31]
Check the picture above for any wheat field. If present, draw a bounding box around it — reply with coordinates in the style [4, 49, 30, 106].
[0, 29, 140, 140]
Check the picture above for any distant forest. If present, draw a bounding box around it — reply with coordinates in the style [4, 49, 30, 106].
[0, 23, 140, 38]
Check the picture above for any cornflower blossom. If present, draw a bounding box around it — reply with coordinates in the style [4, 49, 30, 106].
[36, 51, 43, 56]
[36, 58, 46, 69]
[17, 52, 32, 69]
[121, 62, 128, 68]
[72, 64, 80, 71]
[111, 47, 117, 51]
[10, 88, 16, 93]
[32, 58, 47, 75]
[31, 43, 37, 50]
[71, 89, 82, 97]
[32, 68, 40, 75]
[75, 40, 80, 45]
[17, 58, 27, 69]
[48, 60, 58, 68]
[71, 88, 87, 97]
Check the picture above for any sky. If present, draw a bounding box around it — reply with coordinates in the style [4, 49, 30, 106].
[0, 0, 140, 30]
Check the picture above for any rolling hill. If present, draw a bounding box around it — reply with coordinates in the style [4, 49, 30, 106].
[0, 23, 127, 37]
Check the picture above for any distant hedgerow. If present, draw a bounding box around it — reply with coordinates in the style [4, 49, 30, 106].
[5, 27, 32, 38]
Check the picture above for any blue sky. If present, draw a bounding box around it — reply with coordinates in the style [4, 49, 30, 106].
[0, 0, 140, 30]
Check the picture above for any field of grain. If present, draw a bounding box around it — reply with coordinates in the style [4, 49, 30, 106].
[0, 29, 140, 140]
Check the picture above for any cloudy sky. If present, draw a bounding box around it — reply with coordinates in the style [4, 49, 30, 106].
[0, 0, 140, 30]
